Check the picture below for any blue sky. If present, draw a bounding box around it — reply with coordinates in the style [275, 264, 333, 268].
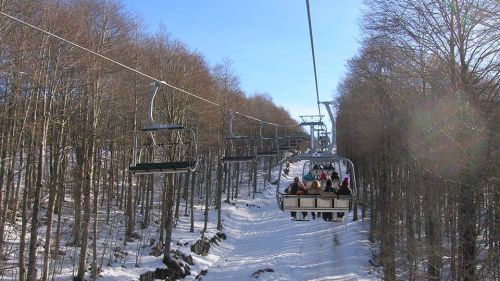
[121, 0, 364, 123]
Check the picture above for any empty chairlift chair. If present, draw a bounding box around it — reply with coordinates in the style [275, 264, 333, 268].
[129, 82, 198, 175]
[278, 139, 292, 151]
[256, 122, 278, 158]
[276, 128, 293, 152]
[289, 134, 304, 147]
[221, 112, 256, 163]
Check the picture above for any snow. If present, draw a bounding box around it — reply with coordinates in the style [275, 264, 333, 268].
[182, 161, 379, 281]
[196, 193, 376, 280]
[1, 159, 379, 281]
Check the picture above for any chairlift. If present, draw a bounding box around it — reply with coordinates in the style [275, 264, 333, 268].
[276, 128, 295, 151]
[221, 112, 256, 163]
[256, 122, 278, 157]
[275, 151, 356, 219]
[129, 82, 198, 175]
[315, 126, 331, 151]
[299, 115, 324, 127]
[290, 134, 305, 146]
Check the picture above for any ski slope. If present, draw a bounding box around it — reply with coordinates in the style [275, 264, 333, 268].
[96, 161, 380, 281]
[191, 161, 379, 281]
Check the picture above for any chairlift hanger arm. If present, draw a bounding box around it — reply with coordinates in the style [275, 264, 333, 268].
[148, 81, 160, 125]
[143, 82, 183, 131]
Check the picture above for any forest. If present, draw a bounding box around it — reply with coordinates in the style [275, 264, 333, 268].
[0, 0, 499, 281]
[336, 0, 499, 280]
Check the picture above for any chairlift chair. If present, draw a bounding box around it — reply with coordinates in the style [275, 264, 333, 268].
[278, 140, 292, 151]
[276, 127, 294, 152]
[275, 151, 356, 220]
[221, 112, 256, 163]
[290, 134, 304, 146]
[256, 122, 278, 157]
[299, 115, 325, 127]
[316, 128, 331, 151]
[129, 82, 198, 175]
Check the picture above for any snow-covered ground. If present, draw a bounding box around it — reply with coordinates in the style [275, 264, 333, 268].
[196, 190, 378, 280]
[189, 161, 379, 281]
[80, 160, 380, 281]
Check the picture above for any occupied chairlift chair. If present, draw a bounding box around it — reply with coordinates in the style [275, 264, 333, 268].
[221, 112, 256, 163]
[315, 125, 331, 151]
[276, 152, 355, 215]
[129, 82, 198, 175]
[302, 159, 343, 187]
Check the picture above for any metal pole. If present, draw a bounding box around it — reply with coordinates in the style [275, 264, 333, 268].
[321, 101, 336, 151]
[309, 124, 314, 151]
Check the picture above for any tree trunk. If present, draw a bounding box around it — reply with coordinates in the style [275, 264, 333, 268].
[41, 126, 65, 281]
[27, 98, 50, 281]
[352, 166, 360, 221]
[72, 161, 83, 246]
[216, 159, 223, 231]
[202, 151, 212, 235]
[233, 163, 240, 199]
[184, 172, 190, 217]
[252, 160, 258, 197]
[190, 171, 196, 233]
[162, 175, 175, 263]
[76, 145, 95, 281]
[380, 167, 395, 281]
[91, 153, 101, 281]
[405, 168, 417, 281]
[225, 162, 231, 203]
[53, 148, 66, 265]
[267, 157, 273, 183]
[369, 173, 376, 243]
[159, 182, 166, 244]
[424, 179, 442, 281]
[460, 183, 476, 281]
[19, 142, 34, 281]
[126, 167, 134, 237]
[173, 173, 186, 227]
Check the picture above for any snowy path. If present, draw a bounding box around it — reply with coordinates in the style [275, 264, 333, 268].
[197, 161, 379, 281]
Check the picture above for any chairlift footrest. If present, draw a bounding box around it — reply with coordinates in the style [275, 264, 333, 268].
[130, 161, 195, 174]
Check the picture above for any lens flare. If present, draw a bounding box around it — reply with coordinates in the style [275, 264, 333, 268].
[407, 94, 488, 178]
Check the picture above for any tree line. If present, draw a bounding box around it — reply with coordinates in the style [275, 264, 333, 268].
[0, 0, 301, 280]
[336, 0, 499, 280]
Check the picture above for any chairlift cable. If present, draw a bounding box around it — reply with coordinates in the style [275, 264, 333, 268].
[305, 0, 322, 117]
[0, 11, 298, 128]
